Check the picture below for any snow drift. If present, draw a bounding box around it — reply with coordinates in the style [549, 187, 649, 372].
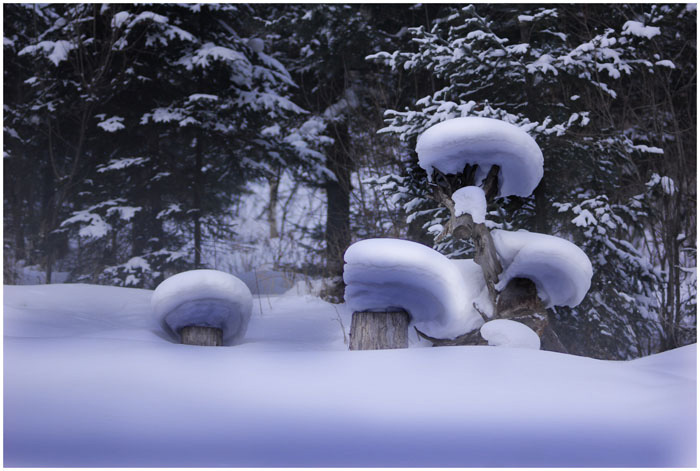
[3, 284, 697, 467]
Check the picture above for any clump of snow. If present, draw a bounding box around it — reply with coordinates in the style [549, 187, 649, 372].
[452, 186, 487, 223]
[151, 269, 253, 345]
[96, 115, 125, 132]
[247, 37, 265, 53]
[480, 319, 541, 349]
[344, 238, 483, 339]
[622, 21, 661, 39]
[492, 229, 593, 308]
[451, 258, 493, 319]
[415, 117, 544, 197]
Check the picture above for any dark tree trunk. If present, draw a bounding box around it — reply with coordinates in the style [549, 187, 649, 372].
[193, 131, 204, 268]
[324, 122, 352, 279]
[268, 171, 280, 239]
[350, 310, 410, 350]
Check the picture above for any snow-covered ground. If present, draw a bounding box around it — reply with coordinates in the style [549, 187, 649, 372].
[4, 283, 697, 467]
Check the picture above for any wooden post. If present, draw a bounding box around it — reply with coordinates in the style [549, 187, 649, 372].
[349, 310, 410, 350]
[180, 326, 223, 346]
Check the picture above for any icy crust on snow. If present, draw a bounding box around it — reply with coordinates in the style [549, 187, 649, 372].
[415, 117, 544, 197]
[344, 239, 483, 339]
[480, 319, 541, 350]
[492, 229, 593, 308]
[151, 269, 253, 345]
[452, 186, 487, 223]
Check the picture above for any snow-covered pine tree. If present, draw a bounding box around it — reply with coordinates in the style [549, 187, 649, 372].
[8, 4, 314, 288]
[368, 4, 694, 358]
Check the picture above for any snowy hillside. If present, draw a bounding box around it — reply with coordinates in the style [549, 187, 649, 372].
[4, 283, 697, 467]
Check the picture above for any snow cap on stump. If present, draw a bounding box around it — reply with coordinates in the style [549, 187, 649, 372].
[492, 229, 593, 308]
[151, 269, 253, 345]
[452, 186, 487, 223]
[480, 319, 541, 349]
[416, 117, 544, 197]
[343, 238, 483, 339]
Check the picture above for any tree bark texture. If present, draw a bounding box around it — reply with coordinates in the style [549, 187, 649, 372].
[349, 310, 410, 350]
[180, 326, 223, 347]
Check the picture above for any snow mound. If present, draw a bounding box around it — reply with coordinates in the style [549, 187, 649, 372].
[480, 319, 541, 349]
[151, 269, 253, 345]
[452, 186, 487, 223]
[492, 229, 593, 308]
[344, 238, 483, 339]
[415, 117, 544, 197]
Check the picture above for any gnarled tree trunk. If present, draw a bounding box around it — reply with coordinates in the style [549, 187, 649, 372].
[425, 165, 567, 352]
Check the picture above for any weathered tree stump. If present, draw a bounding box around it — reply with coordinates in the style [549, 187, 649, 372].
[180, 326, 223, 346]
[349, 310, 410, 350]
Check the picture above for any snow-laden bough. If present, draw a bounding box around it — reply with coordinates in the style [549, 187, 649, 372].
[344, 238, 484, 339]
[151, 269, 253, 346]
[480, 319, 541, 350]
[416, 117, 544, 197]
[492, 229, 593, 308]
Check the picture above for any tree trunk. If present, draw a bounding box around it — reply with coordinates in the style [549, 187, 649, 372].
[324, 122, 352, 279]
[193, 131, 204, 268]
[268, 171, 280, 239]
[180, 326, 223, 347]
[349, 310, 410, 350]
[496, 277, 567, 353]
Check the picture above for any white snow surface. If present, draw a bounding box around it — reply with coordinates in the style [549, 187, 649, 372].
[415, 117, 544, 197]
[492, 229, 593, 308]
[343, 238, 483, 339]
[151, 269, 253, 345]
[480, 319, 541, 350]
[3, 283, 697, 467]
[452, 185, 487, 223]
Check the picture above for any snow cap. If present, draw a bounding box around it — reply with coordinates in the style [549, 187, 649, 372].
[151, 269, 253, 345]
[492, 229, 593, 308]
[416, 117, 544, 197]
[480, 319, 541, 349]
[343, 238, 483, 339]
[452, 186, 487, 223]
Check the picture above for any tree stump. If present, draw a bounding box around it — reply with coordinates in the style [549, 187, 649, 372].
[180, 326, 223, 346]
[349, 310, 410, 350]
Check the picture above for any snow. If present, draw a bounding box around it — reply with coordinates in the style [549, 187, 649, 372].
[96, 115, 125, 132]
[247, 37, 264, 53]
[480, 319, 541, 349]
[415, 117, 544, 197]
[343, 238, 484, 339]
[151, 270, 253, 345]
[622, 20, 661, 39]
[3, 283, 696, 467]
[452, 185, 487, 223]
[19, 39, 75, 66]
[492, 229, 593, 308]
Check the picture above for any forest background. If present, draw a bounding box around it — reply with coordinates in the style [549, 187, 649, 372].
[3, 3, 696, 359]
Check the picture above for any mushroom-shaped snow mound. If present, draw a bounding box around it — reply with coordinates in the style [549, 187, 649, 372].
[480, 319, 541, 349]
[416, 117, 544, 197]
[492, 229, 593, 308]
[151, 269, 253, 345]
[343, 238, 483, 339]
